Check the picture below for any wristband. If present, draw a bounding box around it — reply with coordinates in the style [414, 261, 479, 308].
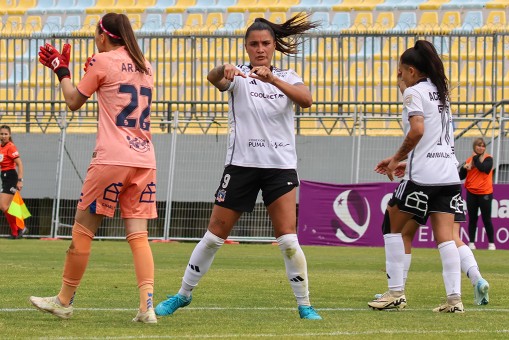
[55, 67, 71, 82]
[18, 178, 23, 182]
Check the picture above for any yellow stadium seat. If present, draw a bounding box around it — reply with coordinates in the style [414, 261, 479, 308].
[375, 36, 415, 61]
[496, 87, 509, 101]
[3, 16, 23, 34]
[195, 39, 231, 61]
[6, 0, 37, 15]
[228, 0, 259, 12]
[444, 61, 460, 87]
[272, 0, 299, 12]
[166, 0, 196, 12]
[0, 89, 14, 111]
[307, 37, 340, 62]
[343, 12, 373, 33]
[73, 39, 96, 62]
[485, 61, 506, 86]
[14, 87, 34, 111]
[24, 16, 42, 34]
[301, 62, 326, 86]
[419, 0, 450, 10]
[476, 11, 506, 33]
[0, 0, 16, 15]
[471, 87, 493, 115]
[372, 61, 397, 86]
[380, 87, 403, 115]
[245, 12, 266, 27]
[127, 13, 142, 31]
[458, 61, 482, 86]
[267, 12, 287, 25]
[437, 11, 461, 33]
[409, 11, 439, 33]
[333, 0, 384, 11]
[174, 13, 204, 34]
[199, 85, 229, 114]
[344, 61, 367, 86]
[35, 87, 66, 112]
[340, 37, 360, 59]
[487, 0, 509, 9]
[85, 0, 116, 14]
[201, 12, 225, 33]
[449, 37, 473, 61]
[23, 63, 54, 87]
[372, 12, 395, 32]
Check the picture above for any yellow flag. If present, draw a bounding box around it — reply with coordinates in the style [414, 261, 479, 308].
[8, 192, 31, 229]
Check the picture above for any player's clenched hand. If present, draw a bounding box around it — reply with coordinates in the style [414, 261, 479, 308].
[223, 64, 246, 81]
[38, 43, 71, 82]
[84, 54, 95, 73]
[249, 66, 274, 84]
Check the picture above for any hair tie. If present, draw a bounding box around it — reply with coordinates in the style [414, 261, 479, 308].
[99, 19, 121, 40]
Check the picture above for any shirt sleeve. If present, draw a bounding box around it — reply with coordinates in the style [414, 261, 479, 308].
[77, 53, 109, 98]
[403, 87, 424, 117]
[286, 69, 304, 85]
[9, 144, 19, 160]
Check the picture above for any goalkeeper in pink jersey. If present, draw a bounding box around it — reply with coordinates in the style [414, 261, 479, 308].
[29, 13, 157, 324]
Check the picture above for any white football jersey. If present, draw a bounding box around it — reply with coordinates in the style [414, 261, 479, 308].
[223, 65, 303, 169]
[402, 78, 460, 185]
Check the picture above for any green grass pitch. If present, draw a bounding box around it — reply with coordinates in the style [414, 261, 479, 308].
[1, 239, 508, 339]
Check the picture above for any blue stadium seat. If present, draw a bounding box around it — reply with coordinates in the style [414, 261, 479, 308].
[165, 13, 183, 32]
[217, 12, 244, 33]
[46, 0, 76, 14]
[188, 0, 217, 12]
[452, 11, 483, 33]
[0, 63, 29, 86]
[331, 12, 351, 31]
[310, 12, 331, 31]
[42, 16, 62, 33]
[67, 0, 96, 14]
[377, 0, 426, 10]
[292, 0, 342, 12]
[140, 13, 165, 33]
[62, 15, 82, 32]
[212, 0, 237, 11]
[26, 0, 56, 14]
[390, 12, 417, 32]
[146, 0, 175, 13]
[442, 0, 489, 9]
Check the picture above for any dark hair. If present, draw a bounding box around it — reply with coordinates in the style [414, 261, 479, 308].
[0, 125, 13, 142]
[244, 12, 319, 55]
[400, 40, 449, 105]
[98, 13, 148, 74]
[473, 137, 486, 151]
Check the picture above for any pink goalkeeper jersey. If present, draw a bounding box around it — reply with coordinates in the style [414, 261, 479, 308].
[77, 46, 156, 169]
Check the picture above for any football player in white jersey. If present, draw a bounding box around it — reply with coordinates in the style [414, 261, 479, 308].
[155, 13, 322, 320]
[368, 40, 464, 313]
[372, 72, 490, 307]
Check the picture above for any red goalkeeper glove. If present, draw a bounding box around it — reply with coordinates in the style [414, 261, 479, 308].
[84, 54, 95, 73]
[38, 43, 71, 82]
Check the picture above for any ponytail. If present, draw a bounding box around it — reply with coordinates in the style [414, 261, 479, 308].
[98, 13, 148, 74]
[400, 40, 449, 105]
[245, 12, 319, 55]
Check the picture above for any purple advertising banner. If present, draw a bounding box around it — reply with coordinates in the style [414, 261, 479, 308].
[298, 180, 509, 250]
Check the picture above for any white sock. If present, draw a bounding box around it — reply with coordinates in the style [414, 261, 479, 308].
[178, 230, 224, 298]
[438, 241, 461, 297]
[277, 234, 310, 306]
[384, 233, 405, 292]
[458, 245, 481, 286]
[403, 253, 412, 289]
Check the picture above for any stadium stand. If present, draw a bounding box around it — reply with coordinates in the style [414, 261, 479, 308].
[166, 0, 196, 12]
[487, 0, 509, 8]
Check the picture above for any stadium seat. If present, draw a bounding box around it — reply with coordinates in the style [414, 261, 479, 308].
[44, 0, 76, 14]
[187, 0, 218, 12]
[453, 11, 483, 33]
[487, 0, 509, 8]
[354, 37, 382, 59]
[24, 16, 43, 34]
[267, 12, 287, 25]
[195, 39, 231, 60]
[201, 12, 224, 32]
[0, 63, 29, 86]
[458, 61, 483, 85]
[376, 0, 426, 10]
[145, 0, 175, 13]
[372, 12, 395, 31]
[74, 15, 101, 35]
[448, 36, 472, 60]
[162, 13, 183, 32]
[272, 0, 300, 12]
[496, 87, 509, 102]
[343, 12, 373, 33]
[127, 13, 142, 31]
[26, 0, 57, 14]
[67, 0, 96, 14]
[14, 87, 35, 111]
[435, 11, 462, 33]
[174, 13, 204, 34]
[333, 0, 384, 11]
[0, 89, 14, 111]
[166, 0, 196, 12]
[444, 61, 460, 86]
[310, 12, 331, 31]
[419, 0, 450, 9]
[389, 12, 417, 32]
[410, 11, 439, 33]
[42, 16, 62, 34]
[484, 61, 504, 86]
[330, 12, 351, 31]
[140, 13, 165, 33]
[72, 38, 96, 61]
[217, 12, 245, 32]
[442, 0, 489, 9]
[375, 36, 415, 60]
[227, 0, 258, 12]
[6, 0, 37, 15]
[373, 61, 397, 85]
[0, 0, 15, 15]
[2, 16, 23, 34]
[62, 16, 82, 33]
[307, 37, 340, 61]
[475, 10, 506, 32]
[211, 0, 237, 12]
[85, 0, 116, 14]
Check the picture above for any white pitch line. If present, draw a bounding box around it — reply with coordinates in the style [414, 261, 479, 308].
[3, 307, 509, 312]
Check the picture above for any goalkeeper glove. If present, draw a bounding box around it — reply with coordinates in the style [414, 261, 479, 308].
[84, 54, 95, 73]
[38, 43, 71, 82]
